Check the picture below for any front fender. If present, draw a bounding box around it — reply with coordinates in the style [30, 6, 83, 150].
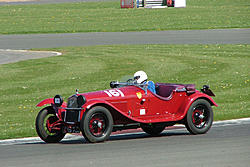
[36, 98, 67, 107]
[80, 99, 118, 121]
[36, 98, 54, 107]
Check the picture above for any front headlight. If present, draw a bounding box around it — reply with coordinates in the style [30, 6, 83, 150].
[67, 95, 86, 108]
[54, 95, 63, 107]
[77, 95, 86, 108]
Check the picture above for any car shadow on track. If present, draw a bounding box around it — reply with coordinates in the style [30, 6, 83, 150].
[109, 131, 190, 142]
[72, 131, 190, 144]
[19, 131, 190, 145]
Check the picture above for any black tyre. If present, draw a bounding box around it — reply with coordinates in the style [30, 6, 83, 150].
[185, 99, 213, 135]
[80, 106, 113, 143]
[35, 107, 65, 143]
[141, 123, 166, 136]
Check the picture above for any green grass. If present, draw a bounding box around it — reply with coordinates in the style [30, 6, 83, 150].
[0, 0, 249, 34]
[0, 44, 249, 139]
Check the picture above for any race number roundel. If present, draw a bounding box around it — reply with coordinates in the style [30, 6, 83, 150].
[104, 89, 124, 97]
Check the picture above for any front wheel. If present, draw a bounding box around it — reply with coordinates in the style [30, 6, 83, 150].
[185, 99, 213, 135]
[35, 107, 65, 143]
[141, 123, 166, 136]
[80, 106, 113, 143]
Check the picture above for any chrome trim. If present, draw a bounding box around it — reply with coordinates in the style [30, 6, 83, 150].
[175, 88, 186, 92]
[78, 111, 81, 122]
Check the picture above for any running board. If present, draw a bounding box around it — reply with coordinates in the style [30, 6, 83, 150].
[113, 123, 140, 132]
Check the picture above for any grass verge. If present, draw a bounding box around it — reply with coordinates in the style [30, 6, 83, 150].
[0, 44, 249, 139]
[0, 0, 249, 34]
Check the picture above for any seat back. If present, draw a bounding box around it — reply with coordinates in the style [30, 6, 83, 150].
[155, 84, 177, 98]
[155, 83, 196, 100]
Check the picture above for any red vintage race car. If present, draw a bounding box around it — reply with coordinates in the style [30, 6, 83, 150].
[35, 80, 217, 143]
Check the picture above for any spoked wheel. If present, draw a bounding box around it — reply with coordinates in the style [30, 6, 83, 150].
[80, 106, 113, 143]
[35, 107, 65, 143]
[185, 99, 213, 134]
[89, 113, 108, 137]
[141, 123, 166, 136]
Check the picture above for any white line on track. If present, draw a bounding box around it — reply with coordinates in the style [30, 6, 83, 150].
[0, 118, 250, 145]
[0, 49, 62, 56]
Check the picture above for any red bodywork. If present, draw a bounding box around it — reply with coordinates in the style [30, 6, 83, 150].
[37, 83, 217, 127]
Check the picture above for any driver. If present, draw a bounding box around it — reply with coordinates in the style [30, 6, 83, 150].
[134, 71, 156, 94]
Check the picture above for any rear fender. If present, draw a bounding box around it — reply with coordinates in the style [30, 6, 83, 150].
[189, 92, 218, 107]
[182, 92, 218, 119]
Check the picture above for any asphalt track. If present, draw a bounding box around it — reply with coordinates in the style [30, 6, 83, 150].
[0, 29, 250, 50]
[0, 120, 250, 167]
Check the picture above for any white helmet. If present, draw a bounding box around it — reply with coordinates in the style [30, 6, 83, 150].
[134, 71, 148, 84]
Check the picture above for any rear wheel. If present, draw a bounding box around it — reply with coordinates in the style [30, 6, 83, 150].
[185, 99, 213, 134]
[35, 107, 65, 143]
[80, 106, 113, 143]
[141, 123, 166, 136]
